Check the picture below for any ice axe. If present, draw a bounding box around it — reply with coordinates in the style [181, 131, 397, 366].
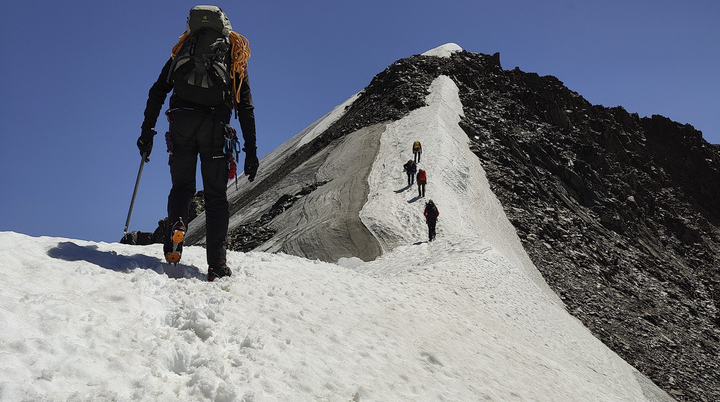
[123, 152, 148, 235]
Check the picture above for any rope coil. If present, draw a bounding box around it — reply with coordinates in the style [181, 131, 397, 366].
[171, 30, 251, 108]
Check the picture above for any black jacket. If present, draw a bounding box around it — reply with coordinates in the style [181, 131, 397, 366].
[141, 56, 257, 150]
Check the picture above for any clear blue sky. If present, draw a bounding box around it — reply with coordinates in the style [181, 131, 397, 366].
[1, 0, 718, 243]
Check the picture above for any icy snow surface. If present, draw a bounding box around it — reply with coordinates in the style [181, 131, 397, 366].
[0, 75, 670, 401]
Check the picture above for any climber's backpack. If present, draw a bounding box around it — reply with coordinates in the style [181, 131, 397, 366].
[426, 202, 438, 218]
[417, 169, 427, 182]
[167, 5, 234, 107]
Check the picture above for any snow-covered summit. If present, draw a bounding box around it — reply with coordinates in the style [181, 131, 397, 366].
[421, 43, 463, 58]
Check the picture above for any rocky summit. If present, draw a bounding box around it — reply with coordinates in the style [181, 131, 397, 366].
[127, 47, 719, 401]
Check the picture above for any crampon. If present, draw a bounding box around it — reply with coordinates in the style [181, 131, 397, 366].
[165, 218, 186, 264]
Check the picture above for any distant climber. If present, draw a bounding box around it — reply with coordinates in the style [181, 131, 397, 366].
[403, 159, 417, 186]
[424, 200, 439, 241]
[417, 168, 427, 198]
[412, 140, 422, 163]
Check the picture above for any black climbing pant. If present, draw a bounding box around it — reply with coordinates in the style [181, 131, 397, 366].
[166, 109, 229, 266]
[427, 217, 437, 241]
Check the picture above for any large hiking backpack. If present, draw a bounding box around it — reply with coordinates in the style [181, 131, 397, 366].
[426, 201, 438, 218]
[417, 169, 427, 182]
[404, 160, 416, 172]
[167, 6, 234, 107]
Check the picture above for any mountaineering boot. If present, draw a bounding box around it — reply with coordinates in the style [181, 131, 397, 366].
[165, 218, 186, 264]
[208, 262, 232, 282]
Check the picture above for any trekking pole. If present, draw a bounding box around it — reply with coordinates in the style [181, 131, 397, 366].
[123, 152, 148, 235]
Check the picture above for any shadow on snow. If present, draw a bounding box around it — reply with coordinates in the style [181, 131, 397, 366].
[47, 241, 204, 280]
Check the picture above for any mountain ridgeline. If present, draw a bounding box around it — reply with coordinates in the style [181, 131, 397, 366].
[126, 48, 720, 401]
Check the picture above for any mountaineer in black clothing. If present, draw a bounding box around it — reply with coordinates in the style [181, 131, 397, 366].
[423, 200, 439, 242]
[403, 159, 417, 186]
[136, 5, 258, 281]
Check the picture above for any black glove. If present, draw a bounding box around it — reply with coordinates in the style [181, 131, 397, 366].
[243, 147, 259, 182]
[137, 128, 156, 162]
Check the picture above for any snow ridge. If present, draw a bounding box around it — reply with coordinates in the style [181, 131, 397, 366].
[361, 75, 556, 301]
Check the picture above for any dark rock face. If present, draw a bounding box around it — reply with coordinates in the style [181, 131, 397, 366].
[119, 230, 156, 246]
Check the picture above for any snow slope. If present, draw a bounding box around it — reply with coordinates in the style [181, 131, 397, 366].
[186, 90, 360, 247]
[0, 44, 673, 401]
[0, 230, 670, 402]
